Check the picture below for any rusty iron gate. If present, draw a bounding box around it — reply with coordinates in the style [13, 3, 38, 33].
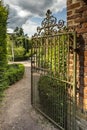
[31, 10, 77, 130]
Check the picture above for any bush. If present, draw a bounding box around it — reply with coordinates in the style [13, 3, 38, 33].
[14, 55, 29, 61]
[14, 46, 25, 57]
[38, 75, 67, 127]
[6, 64, 25, 85]
[14, 51, 31, 61]
[0, 3, 8, 99]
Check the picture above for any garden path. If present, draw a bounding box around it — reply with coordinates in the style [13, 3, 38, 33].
[0, 61, 58, 130]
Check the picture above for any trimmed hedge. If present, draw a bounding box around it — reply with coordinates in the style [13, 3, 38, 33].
[14, 51, 31, 61]
[6, 64, 25, 85]
[0, 64, 24, 101]
[0, 3, 8, 100]
[38, 75, 67, 127]
[14, 55, 29, 61]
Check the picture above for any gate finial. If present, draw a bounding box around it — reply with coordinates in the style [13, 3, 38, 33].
[46, 9, 52, 17]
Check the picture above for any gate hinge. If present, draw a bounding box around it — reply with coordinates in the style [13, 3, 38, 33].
[74, 48, 80, 53]
[69, 46, 80, 53]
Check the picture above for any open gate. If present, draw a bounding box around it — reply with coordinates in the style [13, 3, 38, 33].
[31, 10, 77, 130]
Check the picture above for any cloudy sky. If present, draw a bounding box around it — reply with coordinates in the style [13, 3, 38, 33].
[4, 0, 66, 37]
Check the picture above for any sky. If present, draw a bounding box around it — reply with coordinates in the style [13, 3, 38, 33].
[4, 0, 67, 37]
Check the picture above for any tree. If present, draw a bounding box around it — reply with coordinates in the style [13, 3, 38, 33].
[19, 27, 24, 36]
[14, 27, 19, 36]
[13, 27, 24, 47]
[13, 27, 30, 55]
[0, 1, 8, 96]
[14, 27, 24, 36]
[7, 26, 32, 60]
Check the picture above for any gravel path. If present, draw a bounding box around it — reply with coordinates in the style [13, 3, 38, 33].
[0, 61, 58, 130]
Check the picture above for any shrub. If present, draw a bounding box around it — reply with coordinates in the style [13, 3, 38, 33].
[14, 55, 29, 61]
[6, 64, 25, 85]
[0, 3, 8, 99]
[13, 51, 31, 61]
[38, 75, 67, 127]
[14, 46, 25, 57]
[7, 54, 13, 61]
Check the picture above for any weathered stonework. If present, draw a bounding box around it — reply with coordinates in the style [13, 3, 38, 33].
[67, 0, 87, 129]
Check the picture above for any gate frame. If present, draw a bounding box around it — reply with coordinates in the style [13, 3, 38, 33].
[31, 10, 77, 130]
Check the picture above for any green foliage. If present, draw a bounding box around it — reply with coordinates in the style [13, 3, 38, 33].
[37, 35, 68, 74]
[14, 46, 31, 61]
[6, 64, 25, 85]
[14, 27, 24, 36]
[32, 35, 68, 77]
[38, 75, 67, 127]
[14, 55, 30, 61]
[7, 28, 32, 61]
[0, 63, 25, 101]
[0, 2, 8, 99]
[14, 46, 25, 57]
[7, 34, 13, 61]
[0, 3, 8, 64]
[7, 34, 12, 54]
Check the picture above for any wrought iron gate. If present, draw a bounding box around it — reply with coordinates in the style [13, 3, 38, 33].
[31, 10, 77, 130]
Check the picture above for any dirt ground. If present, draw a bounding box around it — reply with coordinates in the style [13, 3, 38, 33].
[0, 61, 58, 130]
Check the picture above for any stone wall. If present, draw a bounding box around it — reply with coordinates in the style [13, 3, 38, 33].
[67, 0, 87, 129]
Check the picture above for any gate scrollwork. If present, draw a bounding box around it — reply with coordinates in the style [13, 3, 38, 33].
[32, 9, 65, 37]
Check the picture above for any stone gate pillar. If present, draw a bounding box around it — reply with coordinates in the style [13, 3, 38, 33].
[67, 0, 87, 129]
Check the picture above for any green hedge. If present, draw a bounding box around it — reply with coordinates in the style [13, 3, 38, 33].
[14, 51, 31, 61]
[14, 55, 29, 61]
[6, 64, 25, 85]
[0, 2, 8, 100]
[8, 52, 31, 62]
[0, 64, 24, 101]
[38, 75, 67, 127]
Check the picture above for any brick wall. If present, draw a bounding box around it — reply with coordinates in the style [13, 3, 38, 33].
[67, 0, 87, 32]
[67, 0, 87, 129]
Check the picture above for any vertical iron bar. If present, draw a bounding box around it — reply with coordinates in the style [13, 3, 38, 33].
[58, 35, 61, 125]
[72, 32, 77, 130]
[50, 37, 52, 73]
[63, 34, 65, 80]
[31, 39, 33, 105]
[44, 37, 46, 74]
[67, 34, 70, 82]
[35, 39, 38, 68]
[48, 37, 49, 70]
[38, 38, 40, 70]
[41, 38, 43, 73]
[54, 36, 56, 75]
[58, 36, 60, 76]
[41, 37, 43, 71]
[42, 38, 44, 70]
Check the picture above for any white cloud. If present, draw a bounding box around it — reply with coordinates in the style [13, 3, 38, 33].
[18, 10, 30, 18]
[7, 28, 13, 34]
[50, 0, 66, 12]
[22, 20, 39, 37]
